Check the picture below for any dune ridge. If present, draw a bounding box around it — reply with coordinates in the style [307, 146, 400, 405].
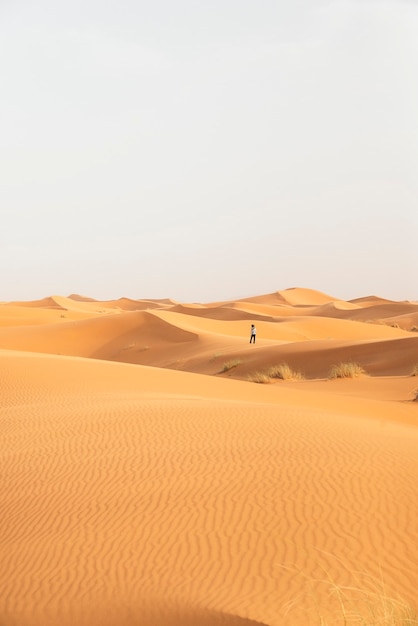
[0, 288, 417, 625]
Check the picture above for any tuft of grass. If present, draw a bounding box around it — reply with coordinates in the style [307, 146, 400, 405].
[329, 362, 366, 379]
[247, 363, 304, 384]
[330, 580, 417, 624]
[222, 359, 242, 373]
[316, 578, 418, 624]
[410, 326, 418, 332]
[410, 364, 418, 377]
[247, 371, 272, 384]
[281, 558, 418, 625]
[326, 583, 417, 624]
[122, 344, 149, 351]
[268, 363, 304, 380]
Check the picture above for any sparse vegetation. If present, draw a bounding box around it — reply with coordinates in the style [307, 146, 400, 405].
[247, 363, 304, 384]
[268, 363, 304, 380]
[247, 371, 272, 384]
[410, 364, 418, 377]
[410, 326, 418, 332]
[123, 344, 149, 351]
[329, 362, 366, 379]
[315, 579, 418, 625]
[222, 359, 242, 373]
[281, 561, 418, 625]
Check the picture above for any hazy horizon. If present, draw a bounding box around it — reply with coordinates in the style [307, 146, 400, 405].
[1, 0, 417, 303]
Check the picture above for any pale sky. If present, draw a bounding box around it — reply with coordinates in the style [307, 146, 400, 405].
[1, 0, 417, 303]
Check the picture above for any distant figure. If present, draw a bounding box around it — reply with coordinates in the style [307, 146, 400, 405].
[250, 324, 256, 344]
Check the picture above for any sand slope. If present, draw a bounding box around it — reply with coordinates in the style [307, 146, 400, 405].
[1, 289, 417, 625]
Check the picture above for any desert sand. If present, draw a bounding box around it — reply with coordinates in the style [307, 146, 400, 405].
[1, 287, 417, 625]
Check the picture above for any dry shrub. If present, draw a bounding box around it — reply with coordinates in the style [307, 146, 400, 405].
[329, 362, 366, 379]
[410, 364, 418, 377]
[247, 371, 272, 384]
[222, 359, 242, 373]
[268, 363, 304, 380]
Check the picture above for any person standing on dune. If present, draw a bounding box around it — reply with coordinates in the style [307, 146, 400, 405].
[250, 324, 256, 344]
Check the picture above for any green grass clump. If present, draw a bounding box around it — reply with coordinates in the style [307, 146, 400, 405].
[268, 363, 304, 380]
[222, 359, 242, 373]
[329, 362, 366, 379]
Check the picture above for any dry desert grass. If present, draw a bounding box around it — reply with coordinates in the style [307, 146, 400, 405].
[222, 358, 243, 373]
[328, 361, 367, 379]
[283, 562, 418, 625]
[1, 287, 417, 625]
[247, 370, 273, 384]
[248, 363, 304, 384]
[268, 363, 304, 380]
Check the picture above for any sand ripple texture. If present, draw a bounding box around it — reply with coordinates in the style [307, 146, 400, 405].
[1, 351, 417, 625]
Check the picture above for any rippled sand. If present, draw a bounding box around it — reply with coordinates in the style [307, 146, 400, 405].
[1, 288, 417, 625]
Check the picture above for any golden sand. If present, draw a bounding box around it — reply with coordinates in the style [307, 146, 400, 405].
[1, 288, 417, 625]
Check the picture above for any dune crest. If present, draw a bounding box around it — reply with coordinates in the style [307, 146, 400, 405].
[276, 286, 339, 306]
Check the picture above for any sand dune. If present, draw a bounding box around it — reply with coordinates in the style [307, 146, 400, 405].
[8, 296, 66, 309]
[233, 287, 337, 307]
[1, 288, 417, 625]
[325, 301, 418, 324]
[349, 295, 400, 306]
[276, 287, 339, 306]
